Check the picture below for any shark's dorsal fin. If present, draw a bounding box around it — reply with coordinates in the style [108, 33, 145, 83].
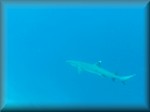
[96, 61, 102, 67]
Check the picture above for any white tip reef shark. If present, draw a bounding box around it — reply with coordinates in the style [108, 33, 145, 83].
[66, 60, 136, 84]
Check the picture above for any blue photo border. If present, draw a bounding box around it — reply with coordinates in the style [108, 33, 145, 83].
[0, 0, 149, 111]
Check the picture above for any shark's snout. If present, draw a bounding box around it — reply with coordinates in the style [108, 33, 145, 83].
[66, 60, 74, 64]
[66, 60, 80, 67]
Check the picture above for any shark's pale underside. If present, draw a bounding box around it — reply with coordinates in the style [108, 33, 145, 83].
[66, 60, 136, 83]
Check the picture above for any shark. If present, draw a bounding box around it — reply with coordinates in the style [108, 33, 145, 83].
[66, 60, 136, 84]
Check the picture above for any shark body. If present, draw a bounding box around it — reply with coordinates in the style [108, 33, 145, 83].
[66, 60, 136, 83]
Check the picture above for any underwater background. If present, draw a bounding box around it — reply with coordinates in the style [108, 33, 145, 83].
[3, 2, 147, 109]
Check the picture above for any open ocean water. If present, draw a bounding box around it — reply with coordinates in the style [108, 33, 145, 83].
[3, 2, 148, 109]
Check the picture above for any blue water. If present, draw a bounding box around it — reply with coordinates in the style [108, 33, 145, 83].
[3, 3, 147, 109]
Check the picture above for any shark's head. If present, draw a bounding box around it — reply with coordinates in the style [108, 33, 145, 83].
[66, 60, 81, 67]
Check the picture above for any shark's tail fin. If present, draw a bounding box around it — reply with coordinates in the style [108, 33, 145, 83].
[119, 74, 136, 84]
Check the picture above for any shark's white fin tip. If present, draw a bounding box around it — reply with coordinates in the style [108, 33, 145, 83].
[98, 61, 102, 63]
[96, 60, 102, 67]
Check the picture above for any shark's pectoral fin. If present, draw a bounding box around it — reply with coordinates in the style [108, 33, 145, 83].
[101, 74, 106, 77]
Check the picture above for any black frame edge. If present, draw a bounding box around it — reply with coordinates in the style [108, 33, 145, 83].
[146, 0, 150, 110]
[0, 0, 4, 111]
